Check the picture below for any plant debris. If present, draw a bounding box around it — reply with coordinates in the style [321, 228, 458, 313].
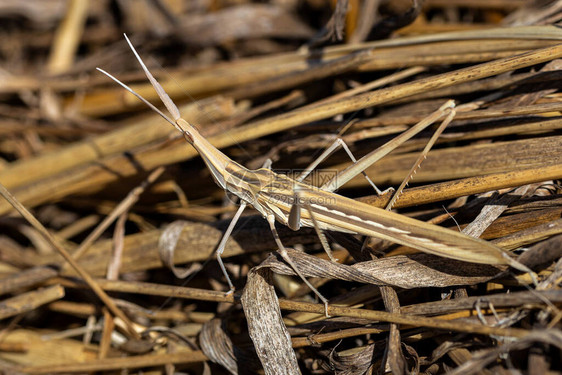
[0, 1, 561, 374]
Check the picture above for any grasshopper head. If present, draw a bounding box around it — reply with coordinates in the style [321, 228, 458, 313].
[98, 35, 191, 139]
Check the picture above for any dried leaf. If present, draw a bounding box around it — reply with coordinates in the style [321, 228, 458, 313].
[463, 185, 530, 238]
[241, 267, 301, 375]
[200, 318, 262, 375]
[380, 286, 407, 374]
[261, 249, 502, 289]
[448, 330, 562, 375]
[158, 221, 203, 279]
[317, 344, 376, 374]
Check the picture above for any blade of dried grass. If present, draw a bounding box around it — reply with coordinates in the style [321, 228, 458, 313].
[278, 299, 530, 338]
[355, 101, 562, 128]
[0, 285, 65, 320]
[0, 97, 234, 191]
[401, 289, 562, 316]
[158, 220, 204, 279]
[342, 136, 562, 187]
[0, 266, 58, 295]
[319, 344, 377, 374]
[514, 231, 562, 270]
[358, 164, 562, 209]
[291, 326, 386, 348]
[0, 182, 140, 338]
[282, 283, 381, 325]
[57, 277, 238, 304]
[463, 186, 529, 238]
[482, 206, 562, 240]
[389, 69, 562, 105]
[70, 166, 164, 261]
[105, 210, 127, 280]
[380, 285, 407, 374]
[46, 0, 89, 74]
[493, 218, 562, 251]
[19, 351, 208, 374]
[55, 275, 531, 337]
[98, 308, 113, 360]
[506, 196, 562, 215]
[199, 319, 239, 374]
[329, 25, 562, 53]
[438, 118, 562, 143]
[48, 300, 201, 322]
[356, 42, 556, 70]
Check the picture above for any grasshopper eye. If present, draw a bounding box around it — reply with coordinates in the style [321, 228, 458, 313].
[175, 119, 194, 143]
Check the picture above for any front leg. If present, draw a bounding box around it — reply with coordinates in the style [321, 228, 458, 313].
[215, 201, 247, 294]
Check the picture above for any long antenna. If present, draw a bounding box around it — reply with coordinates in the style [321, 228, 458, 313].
[123, 33, 181, 121]
[96, 67, 178, 129]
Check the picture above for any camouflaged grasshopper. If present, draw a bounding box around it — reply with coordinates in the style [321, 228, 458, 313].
[98, 35, 529, 312]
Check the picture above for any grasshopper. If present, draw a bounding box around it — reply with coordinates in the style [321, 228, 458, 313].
[98, 35, 529, 312]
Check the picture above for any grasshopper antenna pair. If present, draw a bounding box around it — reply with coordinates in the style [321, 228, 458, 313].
[98, 34, 535, 317]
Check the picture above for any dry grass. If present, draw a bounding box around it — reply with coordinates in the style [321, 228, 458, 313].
[0, 1, 561, 374]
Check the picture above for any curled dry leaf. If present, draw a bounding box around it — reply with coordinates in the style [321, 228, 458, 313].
[200, 319, 237, 374]
[199, 318, 262, 375]
[260, 249, 502, 289]
[317, 343, 376, 374]
[158, 220, 204, 279]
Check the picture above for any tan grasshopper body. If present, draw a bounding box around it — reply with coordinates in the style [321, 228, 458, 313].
[167, 116, 514, 267]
